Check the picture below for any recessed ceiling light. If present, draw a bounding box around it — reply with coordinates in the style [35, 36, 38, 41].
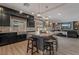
[19, 10, 23, 14]
[26, 15, 29, 18]
[48, 16, 51, 18]
[45, 6, 48, 8]
[45, 17, 49, 19]
[58, 13, 62, 16]
[42, 16, 45, 19]
[32, 12, 34, 15]
[37, 14, 41, 17]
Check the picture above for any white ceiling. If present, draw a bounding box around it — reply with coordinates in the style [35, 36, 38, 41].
[0, 3, 79, 22]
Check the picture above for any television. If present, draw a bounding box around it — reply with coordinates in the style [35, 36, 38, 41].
[61, 23, 71, 30]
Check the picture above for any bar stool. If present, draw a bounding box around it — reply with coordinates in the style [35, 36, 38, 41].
[48, 35, 58, 52]
[27, 37, 39, 55]
[53, 38, 58, 52]
[49, 35, 58, 52]
[43, 39, 54, 55]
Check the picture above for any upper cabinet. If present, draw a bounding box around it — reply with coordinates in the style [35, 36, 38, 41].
[0, 7, 10, 26]
[0, 6, 35, 27]
[27, 15, 35, 27]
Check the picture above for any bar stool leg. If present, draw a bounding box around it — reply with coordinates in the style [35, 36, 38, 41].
[31, 40, 33, 55]
[52, 43, 54, 55]
[43, 40, 44, 55]
[36, 41, 39, 53]
[27, 40, 29, 53]
[56, 40, 58, 52]
[49, 45, 51, 55]
[43, 45, 46, 55]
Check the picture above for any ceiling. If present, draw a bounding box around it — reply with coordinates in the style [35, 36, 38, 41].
[0, 3, 79, 22]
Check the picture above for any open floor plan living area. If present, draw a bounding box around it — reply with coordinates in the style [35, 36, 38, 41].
[0, 3, 79, 55]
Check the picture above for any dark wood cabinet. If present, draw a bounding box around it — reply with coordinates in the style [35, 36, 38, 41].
[0, 5, 35, 27]
[0, 14, 2, 26]
[2, 14, 10, 26]
[0, 7, 10, 26]
[0, 32, 27, 46]
[27, 16, 35, 27]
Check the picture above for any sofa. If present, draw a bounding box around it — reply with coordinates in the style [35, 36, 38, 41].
[67, 30, 78, 38]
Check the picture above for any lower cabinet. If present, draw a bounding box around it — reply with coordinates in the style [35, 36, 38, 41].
[0, 32, 27, 46]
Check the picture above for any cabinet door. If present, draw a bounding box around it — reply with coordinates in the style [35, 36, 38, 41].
[0, 36, 9, 45]
[0, 7, 2, 26]
[0, 14, 2, 26]
[27, 16, 35, 27]
[2, 14, 10, 26]
[0, 7, 10, 26]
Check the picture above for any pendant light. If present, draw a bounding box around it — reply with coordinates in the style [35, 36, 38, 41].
[37, 3, 41, 17]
